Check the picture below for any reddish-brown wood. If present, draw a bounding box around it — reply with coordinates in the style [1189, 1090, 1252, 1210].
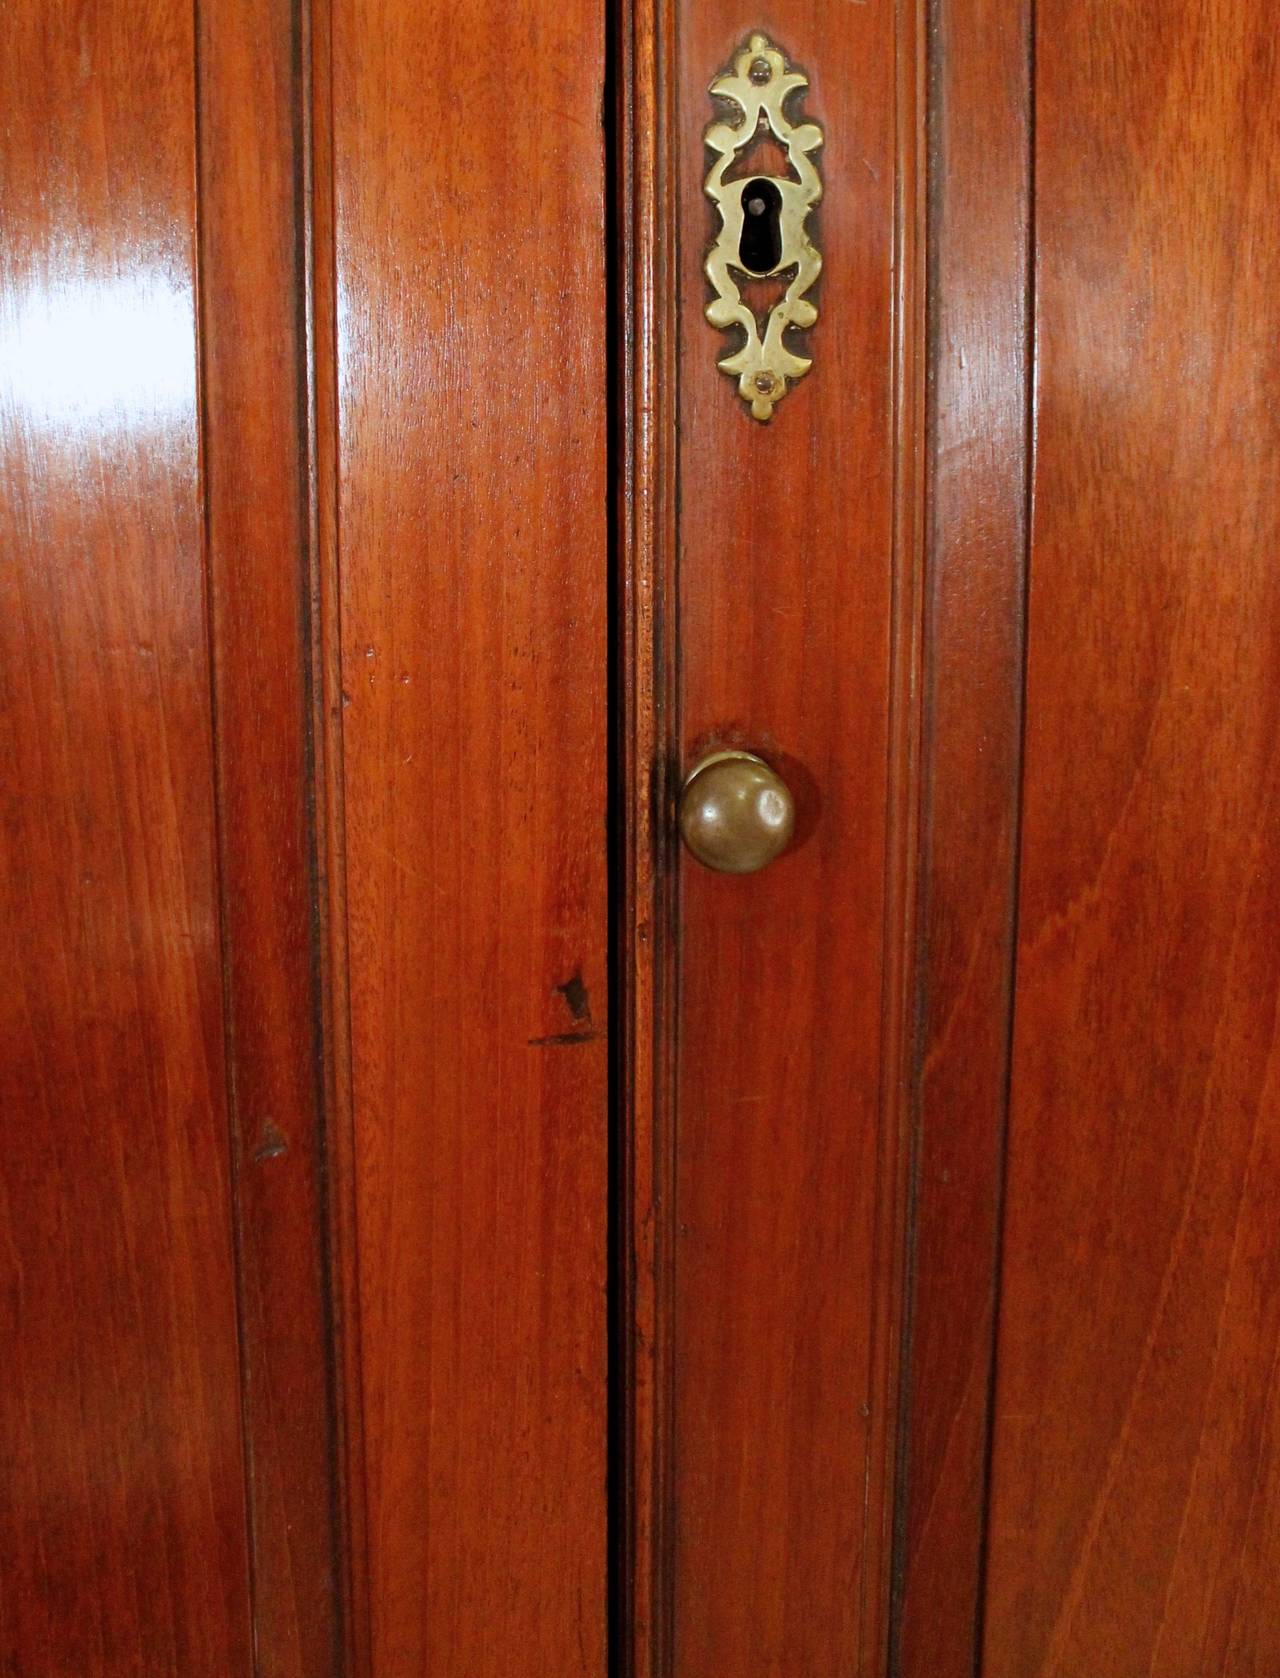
[325, 1, 611, 1671]
[0, 3, 253, 1670]
[891, 1, 1032, 1672]
[197, 3, 343, 1671]
[982, 2, 1280, 1671]
[16, 5, 1280, 1674]
[661, 7, 920, 1673]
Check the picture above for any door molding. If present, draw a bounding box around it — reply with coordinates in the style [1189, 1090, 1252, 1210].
[197, 2, 348, 1668]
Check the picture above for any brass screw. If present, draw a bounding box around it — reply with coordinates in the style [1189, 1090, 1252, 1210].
[749, 56, 772, 83]
[754, 373, 775, 394]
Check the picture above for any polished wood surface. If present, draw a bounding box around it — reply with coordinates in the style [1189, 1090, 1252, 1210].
[11, 2, 1279, 1671]
[892, 1, 1032, 1672]
[0, 2, 253, 1669]
[327, 1, 610, 1671]
[197, 2, 343, 1670]
[983, 1, 1280, 1670]
[666, 7, 916, 1672]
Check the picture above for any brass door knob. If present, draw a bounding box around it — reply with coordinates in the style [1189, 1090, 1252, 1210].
[678, 750, 795, 874]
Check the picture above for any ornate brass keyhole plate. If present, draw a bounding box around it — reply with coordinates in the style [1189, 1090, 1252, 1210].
[703, 33, 823, 421]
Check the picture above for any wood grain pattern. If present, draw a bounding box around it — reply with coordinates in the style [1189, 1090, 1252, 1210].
[891, 0, 1032, 1671]
[197, 2, 343, 1671]
[983, 2, 1280, 1671]
[0, 2, 253, 1670]
[670, 6, 912, 1672]
[328, 1, 611, 1670]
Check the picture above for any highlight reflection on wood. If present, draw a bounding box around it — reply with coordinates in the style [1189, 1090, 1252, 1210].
[0, 2, 252, 1668]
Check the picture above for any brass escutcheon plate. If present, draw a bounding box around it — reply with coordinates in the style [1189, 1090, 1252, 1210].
[703, 33, 823, 421]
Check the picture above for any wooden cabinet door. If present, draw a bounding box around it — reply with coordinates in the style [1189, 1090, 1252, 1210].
[5, 1, 1279, 1674]
[626, 0, 1280, 1672]
[2, 1, 608, 1673]
[325, 2, 610, 1671]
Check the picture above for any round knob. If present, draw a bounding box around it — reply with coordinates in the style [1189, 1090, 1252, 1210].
[678, 749, 795, 874]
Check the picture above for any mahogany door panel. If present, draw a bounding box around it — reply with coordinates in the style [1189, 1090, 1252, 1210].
[981, 1, 1280, 1672]
[3, 2, 347, 1671]
[0, 3, 253, 1670]
[325, 0, 611, 1672]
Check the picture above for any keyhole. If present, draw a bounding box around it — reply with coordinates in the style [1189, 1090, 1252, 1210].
[738, 178, 783, 276]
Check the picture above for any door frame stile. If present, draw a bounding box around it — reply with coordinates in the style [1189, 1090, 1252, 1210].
[617, 2, 930, 1671]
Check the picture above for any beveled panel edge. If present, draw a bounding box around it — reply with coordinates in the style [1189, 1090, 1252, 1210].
[195, 1, 349, 1669]
[888, 0, 1034, 1672]
[615, 1, 681, 1672]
